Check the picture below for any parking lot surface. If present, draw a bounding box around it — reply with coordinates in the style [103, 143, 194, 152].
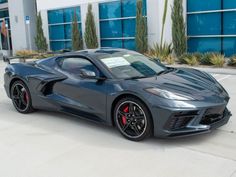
[0, 61, 235, 177]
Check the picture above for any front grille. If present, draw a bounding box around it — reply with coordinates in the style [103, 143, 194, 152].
[200, 106, 225, 125]
[167, 111, 199, 130]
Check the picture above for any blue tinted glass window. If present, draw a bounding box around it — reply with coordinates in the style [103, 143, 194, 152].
[101, 40, 123, 48]
[49, 25, 65, 40]
[123, 19, 136, 37]
[99, 0, 146, 51]
[48, 6, 82, 51]
[76, 7, 81, 22]
[65, 41, 72, 50]
[0, 0, 7, 4]
[99, 1, 121, 19]
[187, 13, 221, 35]
[64, 24, 72, 39]
[0, 10, 9, 18]
[122, 0, 136, 17]
[223, 11, 236, 35]
[64, 8, 74, 23]
[100, 20, 122, 38]
[188, 38, 221, 53]
[50, 41, 65, 51]
[48, 10, 64, 24]
[223, 0, 236, 9]
[124, 40, 135, 50]
[187, 0, 221, 12]
[223, 38, 236, 56]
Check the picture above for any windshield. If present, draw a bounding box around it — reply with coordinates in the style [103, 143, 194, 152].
[98, 51, 166, 79]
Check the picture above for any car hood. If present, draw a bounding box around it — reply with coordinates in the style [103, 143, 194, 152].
[125, 68, 229, 103]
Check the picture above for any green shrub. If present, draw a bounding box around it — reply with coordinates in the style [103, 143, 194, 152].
[200, 52, 215, 65]
[84, 4, 98, 49]
[166, 55, 175, 65]
[171, 0, 187, 57]
[183, 54, 199, 66]
[15, 50, 38, 59]
[72, 10, 83, 51]
[35, 12, 48, 52]
[149, 43, 172, 62]
[210, 53, 225, 67]
[135, 0, 148, 53]
[33, 53, 54, 59]
[178, 53, 191, 64]
[228, 55, 236, 66]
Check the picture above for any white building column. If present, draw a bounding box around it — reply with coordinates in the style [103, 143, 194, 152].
[147, 0, 186, 48]
[8, 0, 37, 54]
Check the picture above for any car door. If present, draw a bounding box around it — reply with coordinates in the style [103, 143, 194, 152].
[53, 56, 108, 123]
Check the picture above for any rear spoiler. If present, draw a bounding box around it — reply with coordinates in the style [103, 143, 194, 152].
[2, 49, 71, 64]
[3, 56, 18, 64]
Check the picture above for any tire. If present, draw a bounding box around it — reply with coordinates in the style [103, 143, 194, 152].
[114, 97, 153, 141]
[10, 80, 35, 114]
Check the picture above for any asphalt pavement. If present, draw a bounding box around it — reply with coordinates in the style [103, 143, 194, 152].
[0, 61, 235, 177]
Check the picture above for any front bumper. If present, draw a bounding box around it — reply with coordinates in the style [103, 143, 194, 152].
[150, 101, 232, 138]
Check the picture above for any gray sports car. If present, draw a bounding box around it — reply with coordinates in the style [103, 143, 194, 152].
[4, 48, 232, 141]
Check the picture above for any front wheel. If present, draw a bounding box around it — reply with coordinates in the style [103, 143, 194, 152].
[114, 97, 153, 141]
[11, 80, 35, 114]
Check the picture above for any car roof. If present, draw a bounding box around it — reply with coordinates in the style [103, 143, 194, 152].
[65, 47, 134, 59]
[36, 48, 137, 66]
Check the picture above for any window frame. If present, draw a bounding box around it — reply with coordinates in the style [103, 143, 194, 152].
[56, 56, 103, 78]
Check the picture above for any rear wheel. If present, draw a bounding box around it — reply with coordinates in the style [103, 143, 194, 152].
[11, 80, 35, 114]
[114, 97, 153, 141]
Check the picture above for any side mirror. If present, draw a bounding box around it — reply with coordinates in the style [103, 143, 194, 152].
[80, 69, 106, 81]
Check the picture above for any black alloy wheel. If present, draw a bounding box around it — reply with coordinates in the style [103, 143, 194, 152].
[11, 81, 35, 113]
[114, 97, 153, 141]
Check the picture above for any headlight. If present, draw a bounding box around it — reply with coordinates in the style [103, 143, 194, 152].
[145, 88, 195, 101]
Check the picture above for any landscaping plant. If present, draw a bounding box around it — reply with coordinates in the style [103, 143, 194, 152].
[148, 42, 172, 62]
[210, 53, 225, 67]
[200, 52, 214, 65]
[171, 0, 187, 57]
[72, 10, 83, 51]
[35, 12, 48, 52]
[84, 4, 98, 49]
[135, 0, 148, 53]
[160, 0, 168, 48]
[183, 54, 199, 66]
[228, 55, 236, 66]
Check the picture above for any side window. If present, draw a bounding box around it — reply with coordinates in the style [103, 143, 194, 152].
[57, 57, 100, 76]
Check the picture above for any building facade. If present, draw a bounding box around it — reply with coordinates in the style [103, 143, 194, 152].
[1, 0, 236, 57]
[0, 0, 37, 56]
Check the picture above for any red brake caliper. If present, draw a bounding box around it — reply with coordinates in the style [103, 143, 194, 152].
[24, 92, 29, 103]
[122, 106, 129, 125]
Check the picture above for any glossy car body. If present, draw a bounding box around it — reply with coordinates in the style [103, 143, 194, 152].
[4, 48, 231, 138]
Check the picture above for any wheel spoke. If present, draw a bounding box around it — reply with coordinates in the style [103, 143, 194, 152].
[129, 103, 134, 114]
[15, 85, 21, 95]
[12, 84, 29, 111]
[133, 125, 141, 136]
[122, 122, 131, 131]
[135, 115, 145, 120]
[118, 110, 126, 117]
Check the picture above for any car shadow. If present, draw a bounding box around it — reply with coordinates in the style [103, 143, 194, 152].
[5, 109, 218, 150]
